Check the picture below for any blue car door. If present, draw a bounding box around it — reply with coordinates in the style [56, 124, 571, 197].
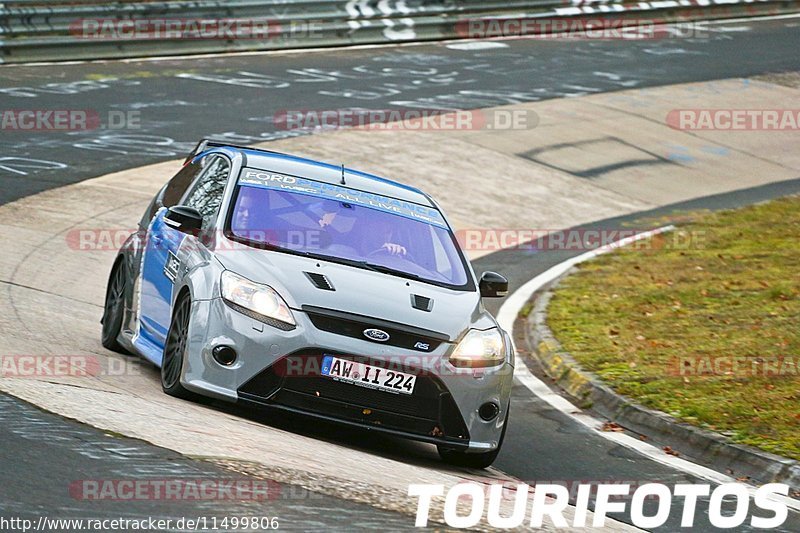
[134, 154, 231, 365]
[135, 210, 186, 364]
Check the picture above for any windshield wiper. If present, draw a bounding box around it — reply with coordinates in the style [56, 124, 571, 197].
[297, 251, 422, 280]
[358, 261, 422, 281]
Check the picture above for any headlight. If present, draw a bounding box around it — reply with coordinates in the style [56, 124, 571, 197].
[450, 328, 505, 368]
[220, 271, 295, 328]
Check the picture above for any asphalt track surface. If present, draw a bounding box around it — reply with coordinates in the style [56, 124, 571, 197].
[2, 18, 800, 205]
[1, 17, 800, 532]
[0, 394, 420, 531]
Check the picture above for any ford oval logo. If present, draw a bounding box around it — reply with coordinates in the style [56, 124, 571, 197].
[363, 328, 390, 342]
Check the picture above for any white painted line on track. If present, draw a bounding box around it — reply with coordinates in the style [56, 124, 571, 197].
[497, 225, 800, 511]
[445, 42, 509, 50]
[706, 25, 752, 32]
[703, 12, 800, 24]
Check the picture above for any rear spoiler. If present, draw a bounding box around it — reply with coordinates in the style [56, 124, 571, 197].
[183, 138, 289, 164]
[184, 139, 211, 164]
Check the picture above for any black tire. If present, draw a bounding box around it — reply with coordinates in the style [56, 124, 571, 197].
[101, 261, 127, 353]
[161, 293, 196, 400]
[438, 406, 509, 469]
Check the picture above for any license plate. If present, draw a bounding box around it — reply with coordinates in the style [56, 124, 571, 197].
[321, 355, 416, 395]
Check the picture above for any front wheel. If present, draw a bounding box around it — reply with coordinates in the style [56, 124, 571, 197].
[438, 407, 509, 469]
[161, 293, 196, 400]
[101, 261, 127, 353]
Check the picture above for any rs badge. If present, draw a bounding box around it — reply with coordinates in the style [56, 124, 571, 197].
[163, 251, 180, 283]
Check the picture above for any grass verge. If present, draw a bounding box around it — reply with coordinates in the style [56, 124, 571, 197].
[546, 196, 800, 460]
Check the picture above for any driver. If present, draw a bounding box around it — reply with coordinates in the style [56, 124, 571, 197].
[312, 201, 408, 257]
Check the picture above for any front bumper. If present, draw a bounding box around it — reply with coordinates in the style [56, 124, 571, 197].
[182, 297, 514, 452]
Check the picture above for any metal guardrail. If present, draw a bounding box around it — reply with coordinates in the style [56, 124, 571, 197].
[1, 0, 799, 63]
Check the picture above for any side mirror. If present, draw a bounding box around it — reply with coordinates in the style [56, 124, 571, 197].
[479, 271, 509, 298]
[164, 205, 203, 235]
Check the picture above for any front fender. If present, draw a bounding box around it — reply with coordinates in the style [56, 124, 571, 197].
[171, 236, 225, 307]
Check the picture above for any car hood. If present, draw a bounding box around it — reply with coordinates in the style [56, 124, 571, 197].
[215, 248, 492, 341]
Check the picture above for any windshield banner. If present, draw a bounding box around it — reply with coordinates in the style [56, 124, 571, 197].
[239, 168, 447, 228]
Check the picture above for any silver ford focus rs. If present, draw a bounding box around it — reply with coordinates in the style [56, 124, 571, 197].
[102, 139, 514, 468]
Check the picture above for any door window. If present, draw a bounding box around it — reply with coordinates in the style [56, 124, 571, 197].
[182, 155, 231, 229]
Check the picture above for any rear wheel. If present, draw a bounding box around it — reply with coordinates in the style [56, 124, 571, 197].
[438, 406, 509, 469]
[101, 261, 127, 353]
[161, 293, 196, 400]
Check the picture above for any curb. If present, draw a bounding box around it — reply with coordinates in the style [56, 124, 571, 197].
[522, 273, 800, 491]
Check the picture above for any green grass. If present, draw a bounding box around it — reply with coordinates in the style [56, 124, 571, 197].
[546, 196, 800, 460]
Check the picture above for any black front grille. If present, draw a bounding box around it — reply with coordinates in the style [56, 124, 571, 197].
[302, 305, 447, 352]
[238, 351, 469, 442]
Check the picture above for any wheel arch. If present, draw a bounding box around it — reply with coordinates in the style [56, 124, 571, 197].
[174, 284, 192, 308]
[104, 252, 132, 326]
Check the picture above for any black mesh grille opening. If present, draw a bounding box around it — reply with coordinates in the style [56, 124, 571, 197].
[238, 351, 469, 442]
[304, 272, 335, 291]
[411, 294, 433, 312]
[303, 306, 446, 352]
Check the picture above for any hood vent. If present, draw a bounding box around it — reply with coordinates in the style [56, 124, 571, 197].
[304, 272, 335, 291]
[410, 294, 433, 312]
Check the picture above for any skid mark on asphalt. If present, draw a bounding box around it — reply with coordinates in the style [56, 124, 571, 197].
[519, 136, 678, 180]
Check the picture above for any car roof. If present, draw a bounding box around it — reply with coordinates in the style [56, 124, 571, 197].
[203, 144, 436, 207]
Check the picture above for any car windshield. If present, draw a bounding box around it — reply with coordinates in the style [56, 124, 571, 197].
[228, 172, 469, 287]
